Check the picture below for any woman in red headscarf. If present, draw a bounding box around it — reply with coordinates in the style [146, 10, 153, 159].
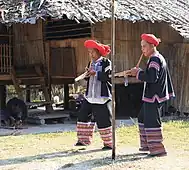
[75, 40, 112, 150]
[130, 34, 175, 157]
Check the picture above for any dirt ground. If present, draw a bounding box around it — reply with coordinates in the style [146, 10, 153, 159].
[0, 120, 188, 170]
[0, 146, 189, 170]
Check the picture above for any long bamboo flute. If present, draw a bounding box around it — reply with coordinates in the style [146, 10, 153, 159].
[74, 60, 92, 82]
[114, 53, 143, 77]
[76, 53, 144, 81]
[136, 53, 143, 68]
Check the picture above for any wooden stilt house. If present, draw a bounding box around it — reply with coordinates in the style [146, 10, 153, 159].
[0, 0, 188, 119]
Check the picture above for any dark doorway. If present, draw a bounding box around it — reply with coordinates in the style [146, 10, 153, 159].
[115, 83, 143, 119]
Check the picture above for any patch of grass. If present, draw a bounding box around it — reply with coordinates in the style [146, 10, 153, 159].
[163, 120, 189, 150]
[116, 125, 138, 146]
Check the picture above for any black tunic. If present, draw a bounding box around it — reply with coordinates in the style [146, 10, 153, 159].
[136, 51, 175, 103]
[85, 57, 112, 98]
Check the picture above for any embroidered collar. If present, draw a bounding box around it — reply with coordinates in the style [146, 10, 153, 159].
[93, 56, 103, 63]
[151, 51, 159, 57]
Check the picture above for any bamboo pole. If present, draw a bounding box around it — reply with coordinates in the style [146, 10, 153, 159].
[0, 45, 2, 73]
[111, 0, 116, 160]
[6, 44, 8, 73]
[3, 44, 5, 73]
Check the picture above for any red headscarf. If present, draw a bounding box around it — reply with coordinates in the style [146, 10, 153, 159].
[84, 40, 111, 56]
[141, 34, 161, 46]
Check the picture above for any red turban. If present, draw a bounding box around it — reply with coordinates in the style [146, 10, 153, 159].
[141, 34, 161, 46]
[84, 40, 111, 56]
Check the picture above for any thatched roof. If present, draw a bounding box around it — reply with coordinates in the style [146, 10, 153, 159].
[0, 0, 189, 38]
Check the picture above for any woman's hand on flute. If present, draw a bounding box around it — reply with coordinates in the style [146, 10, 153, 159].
[88, 70, 96, 76]
[85, 69, 96, 78]
[123, 70, 131, 77]
[130, 67, 140, 77]
[114, 70, 131, 77]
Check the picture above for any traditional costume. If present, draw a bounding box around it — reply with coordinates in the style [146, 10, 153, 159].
[75, 40, 112, 150]
[136, 34, 175, 156]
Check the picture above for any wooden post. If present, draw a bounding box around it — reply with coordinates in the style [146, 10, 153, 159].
[42, 21, 53, 112]
[48, 83, 52, 101]
[111, 0, 116, 160]
[64, 84, 69, 110]
[26, 85, 30, 102]
[10, 67, 23, 100]
[0, 85, 6, 110]
[34, 65, 53, 113]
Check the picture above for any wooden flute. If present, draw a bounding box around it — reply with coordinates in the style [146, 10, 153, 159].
[114, 54, 143, 77]
[75, 54, 143, 81]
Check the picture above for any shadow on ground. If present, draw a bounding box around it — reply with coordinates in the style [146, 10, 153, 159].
[0, 147, 150, 168]
[57, 152, 149, 170]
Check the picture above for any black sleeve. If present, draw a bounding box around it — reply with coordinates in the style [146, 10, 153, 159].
[136, 57, 161, 83]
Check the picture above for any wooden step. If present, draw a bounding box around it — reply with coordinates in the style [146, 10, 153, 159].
[20, 85, 48, 90]
[16, 74, 38, 77]
[27, 110, 70, 125]
[14, 64, 45, 75]
[26, 101, 53, 107]
[17, 76, 45, 80]
[0, 74, 11, 80]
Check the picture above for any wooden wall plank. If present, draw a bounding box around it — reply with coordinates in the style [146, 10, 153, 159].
[50, 38, 90, 75]
[13, 20, 44, 67]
